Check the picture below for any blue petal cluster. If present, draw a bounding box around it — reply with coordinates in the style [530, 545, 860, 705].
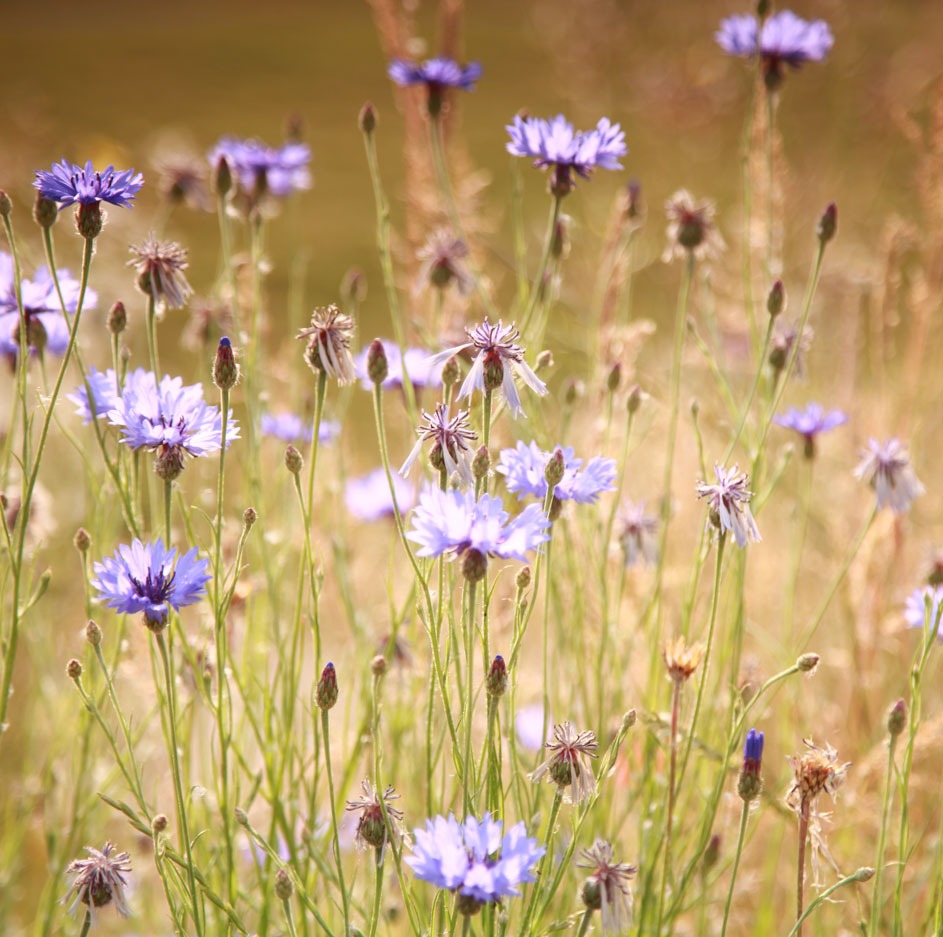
[34, 159, 144, 208]
[716, 11, 834, 70]
[743, 728, 765, 766]
[497, 441, 616, 505]
[92, 539, 210, 627]
[388, 57, 482, 91]
[904, 586, 943, 640]
[68, 366, 151, 424]
[406, 813, 543, 904]
[406, 485, 550, 561]
[506, 115, 627, 181]
[260, 411, 340, 445]
[209, 137, 311, 197]
[774, 403, 847, 438]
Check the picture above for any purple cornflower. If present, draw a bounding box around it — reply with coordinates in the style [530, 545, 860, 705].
[63, 843, 132, 922]
[354, 340, 444, 392]
[497, 441, 616, 505]
[260, 411, 339, 445]
[68, 366, 149, 424]
[0, 253, 98, 358]
[92, 539, 210, 630]
[389, 57, 482, 91]
[345, 468, 416, 521]
[696, 464, 761, 548]
[209, 137, 311, 199]
[903, 586, 943, 639]
[530, 722, 598, 805]
[506, 114, 627, 197]
[578, 840, 637, 934]
[406, 813, 543, 915]
[34, 159, 144, 209]
[416, 228, 474, 295]
[774, 403, 848, 458]
[400, 404, 477, 485]
[738, 728, 764, 801]
[853, 438, 924, 514]
[717, 11, 834, 90]
[406, 485, 550, 581]
[616, 500, 659, 567]
[109, 373, 238, 480]
[429, 319, 547, 418]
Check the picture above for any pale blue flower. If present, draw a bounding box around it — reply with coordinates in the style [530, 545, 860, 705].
[854, 438, 924, 514]
[388, 57, 482, 91]
[209, 137, 311, 198]
[903, 586, 943, 640]
[345, 468, 415, 521]
[497, 441, 616, 504]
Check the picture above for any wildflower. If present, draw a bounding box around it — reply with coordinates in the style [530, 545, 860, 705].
[774, 403, 848, 458]
[128, 235, 194, 310]
[662, 190, 725, 263]
[903, 585, 943, 640]
[400, 404, 477, 485]
[716, 11, 834, 91]
[209, 136, 311, 199]
[68, 367, 151, 424]
[429, 319, 547, 418]
[109, 373, 238, 479]
[530, 722, 598, 804]
[316, 662, 338, 710]
[506, 114, 627, 197]
[616, 500, 659, 567]
[578, 839, 636, 934]
[406, 485, 550, 579]
[738, 728, 765, 801]
[354, 340, 444, 392]
[260, 411, 339, 445]
[34, 160, 144, 209]
[515, 703, 548, 752]
[297, 304, 356, 385]
[406, 813, 544, 914]
[345, 779, 406, 851]
[663, 635, 705, 683]
[486, 655, 508, 698]
[388, 57, 482, 116]
[345, 468, 416, 521]
[416, 228, 474, 295]
[497, 441, 616, 505]
[156, 155, 210, 210]
[92, 539, 210, 630]
[769, 320, 813, 378]
[854, 438, 924, 514]
[63, 843, 132, 921]
[696, 464, 761, 548]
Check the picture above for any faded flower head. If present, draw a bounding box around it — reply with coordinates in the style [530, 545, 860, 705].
[156, 154, 210, 210]
[416, 228, 474, 295]
[354, 340, 444, 391]
[429, 319, 547, 418]
[64, 843, 131, 921]
[787, 738, 849, 814]
[662, 190, 725, 263]
[616, 500, 659, 567]
[903, 585, 943, 640]
[506, 114, 627, 197]
[578, 839, 636, 934]
[345, 779, 406, 851]
[716, 11, 834, 90]
[406, 813, 543, 913]
[769, 320, 814, 378]
[92, 539, 210, 630]
[345, 468, 416, 521]
[497, 441, 616, 505]
[696, 464, 761, 548]
[297, 305, 356, 385]
[400, 403, 477, 485]
[209, 136, 311, 199]
[663, 635, 705, 684]
[530, 722, 598, 805]
[854, 438, 924, 514]
[35, 160, 143, 208]
[774, 403, 848, 458]
[129, 235, 193, 310]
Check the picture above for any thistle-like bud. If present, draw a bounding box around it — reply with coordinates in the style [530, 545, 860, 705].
[213, 336, 240, 390]
[359, 101, 378, 135]
[767, 280, 785, 318]
[66, 658, 83, 681]
[284, 445, 304, 476]
[316, 662, 338, 711]
[462, 548, 488, 584]
[107, 301, 127, 336]
[0, 190, 11, 217]
[887, 699, 906, 738]
[234, 807, 249, 827]
[797, 652, 820, 673]
[243, 506, 257, 529]
[154, 444, 185, 482]
[737, 728, 764, 801]
[486, 655, 508, 698]
[627, 383, 642, 414]
[73, 527, 92, 553]
[535, 349, 554, 373]
[472, 445, 490, 481]
[441, 355, 461, 388]
[817, 202, 837, 246]
[516, 566, 531, 590]
[367, 338, 388, 386]
[274, 869, 294, 901]
[483, 350, 504, 392]
[545, 448, 566, 487]
[213, 156, 233, 197]
[371, 655, 388, 678]
[607, 361, 622, 393]
[152, 814, 168, 834]
[85, 619, 102, 647]
[564, 379, 584, 406]
[76, 202, 103, 240]
[33, 194, 58, 229]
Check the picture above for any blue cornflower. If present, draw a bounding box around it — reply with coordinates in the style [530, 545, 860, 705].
[716, 10, 834, 89]
[406, 813, 543, 914]
[109, 373, 238, 480]
[345, 468, 416, 521]
[738, 728, 765, 801]
[389, 57, 482, 91]
[92, 539, 210, 630]
[354, 340, 444, 392]
[854, 438, 924, 515]
[774, 402, 847, 457]
[506, 114, 627, 196]
[407, 485, 550, 580]
[0, 253, 98, 358]
[497, 441, 616, 505]
[260, 411, 339, 445]
[903, 586, 943, 640]
[429, 319, 546, 418]
[34, 159, 143, 208]
[209, 137, 311, 199]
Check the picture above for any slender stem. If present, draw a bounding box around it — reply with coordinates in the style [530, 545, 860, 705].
[519, 196, 562, 338]
[77, 911, 91, 937]
[463, 580, 478, 815]
[796, 801, 810, 937]
[520, 789, 562, 937]
[575, 909, 593, 937]
[788, 869, 871, 937]
[282, 896, 299, 937]
[321, 711, 350, 936]
[657, 678, 682, 935]
[368, 848, 385, 937]
[720, 800, 751, 937]
[869, 732, 898, 937]
[145, 293, 161, 377]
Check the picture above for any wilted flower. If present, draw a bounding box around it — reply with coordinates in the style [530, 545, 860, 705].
[260, 411, 339, 445]
[716, 11, 834, 90]
[530, 722, 598, 805]
[506, 114, 627, 197]
[696, 464, 761, 548]
[903, 586, 943, 640]
[416, 228, 474, 295]
[63, 843, 131, 921]
[769, 321, 814, 378]
[156, 155, 210, 210]
[578, 839, 636, 933]
[35, 160, 143, 208]
[854, 438, 924, 514]
[92, 539, 210, 630]
[297, 305, 356, 385]
[429, 319, 547, 418]
[209, 137, 311, 199]
[616, 500, 659, 567]
[128, 235, 193, 310]
[345, 779, 407, 851]
[774, 403, 848, 458]
[345, 468, 416, 521]
[400, 404, 477, 485]
[354, 340, 444, 391]
[497, 441, 616, 505]
[406, 813, 543, 914]
[662, 190, 725, 263]
[663, 635, 705, 684]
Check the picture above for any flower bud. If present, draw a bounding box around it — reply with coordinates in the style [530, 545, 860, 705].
[107, 301, 127, 336]
[817, 202, 837, 246]
[703, 834, 721, 872]
[234, 807, 249, 827]
[284, 445, 304, 476]
[853, 867, 875, 883]
[0, 191, 11, 217]
[797, 652, 820, 673]
[213, 336, 240, 390]
[359, 101, 378, 135]
[607, 361, 622, 393]
[152, 814, 169, 834]
[367, 338, 388, 386]
[213, 156, 233, 197]
[275, 868, 294, 901]
[441, 355, 461, 388]
[483, 350, 504, 392]
[737, 728, 764, 801]
[581, 876, 602, 911]
[316, 662, 338, 711]
[73, 527, 92, 553]
[887, 699, 906, 738]
[456, 893, 484, 917]
[472, 445, 490, 481]
[371, 655, 388, 677]
[462, 548, 489, 584]
[486, 655, 508, 698]
[33, 194, 58, 229]
[767, 279, 785, 318]
[564, 379, 584, 406]
[516, 566, 531, 590]
[75, 202, 103, 240]
[243, 506, 257, 529]
[544, 448, 566, 487]
[85, 619, 102, 647]
[535, 349, 554, 373]
[627, 383, 642, 414]
[66, 658, 83, 681]
[626, 179, 642, 220]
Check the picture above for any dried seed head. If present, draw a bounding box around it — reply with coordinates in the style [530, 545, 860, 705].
[663, 635, 705, 683]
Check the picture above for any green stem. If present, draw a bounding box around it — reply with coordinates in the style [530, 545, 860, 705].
[657, 677, 683, 935]
[519, 195, 563, 338]
[720, 799, 751, 937]
[78, 910, 91, 937]
[796, 802, 809, 937]
[869, 732, 899, 937]
[145, 293, 161, 377]
[463, 580, 478, 815]
[321, 710, 350, 936]
[788, 869, 873, 937]
[575, 909, 593, 937]
[368, 849, 385, 937]
[520, 790, 562, 937]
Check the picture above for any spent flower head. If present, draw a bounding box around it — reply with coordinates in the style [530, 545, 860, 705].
[416, 228, 474, 295]
[345, 779, 407, 852]
[63, 843, 131, 922]
[297, 305, 356, 385]
[578, 839, 636, 934]
[530, 722, 598, 805]
[854, 438, 924, 514]
[696, 464, 761, 548]
[128, 235, 193, 310]
[662, 190, 725, 264]
[774, 403, 848, 458]
[497, 440, 616, 505]
[400, 404, 477, 484]
[663, 635, 705, 684]
[616, 500, 659, 567]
